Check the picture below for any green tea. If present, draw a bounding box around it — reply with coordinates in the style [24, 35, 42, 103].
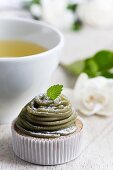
[0, 40, 47, 57]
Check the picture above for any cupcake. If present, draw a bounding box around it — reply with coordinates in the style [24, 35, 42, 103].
[11, 85, 84, 165]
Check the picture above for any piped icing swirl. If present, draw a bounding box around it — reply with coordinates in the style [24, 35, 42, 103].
[15, 94, 77, 138]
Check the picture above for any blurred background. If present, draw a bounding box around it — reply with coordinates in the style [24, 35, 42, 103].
[1, 2, 113, 168]
[0, 0, 113, 87]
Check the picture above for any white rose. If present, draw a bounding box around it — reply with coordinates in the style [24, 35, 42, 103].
[30, 4, 42, 18]
[73, 73, 113, 116]
[41, 0, 74, 30]
[77, 0, 113, 28]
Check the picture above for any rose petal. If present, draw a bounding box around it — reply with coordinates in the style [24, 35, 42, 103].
[97, 82, 113, 116]
[30, 4, 42, 18]
[74, 73, 88, 91]
[77, 101, 95, 116]
[77, 0, 113, 28]
[41, 0, 74, 30]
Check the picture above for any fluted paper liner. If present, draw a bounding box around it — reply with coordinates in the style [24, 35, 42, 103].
[11, 119, 84, 165]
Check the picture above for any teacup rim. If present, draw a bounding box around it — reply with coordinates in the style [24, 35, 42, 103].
[0, 17, 64, 62]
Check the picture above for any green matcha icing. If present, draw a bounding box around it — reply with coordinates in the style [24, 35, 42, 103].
[15, 94, 77, 138]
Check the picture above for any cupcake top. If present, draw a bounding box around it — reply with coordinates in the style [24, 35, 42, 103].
[15, 85, 78, 138]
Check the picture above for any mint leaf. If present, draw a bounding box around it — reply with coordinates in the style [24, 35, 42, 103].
[47, 85, 63, 100]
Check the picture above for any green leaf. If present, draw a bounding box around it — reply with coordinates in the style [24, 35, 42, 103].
[93, 50, 113, 71]
[100, 71, 113, 78]
[60, 49, 113, 78]
[84, 59, 99, 77]
[61, 61, 85, 75]
[67, 4, 77, 12]
[31, 0, 41, 4]
[47, 84, 63, 100]
[72, 20, 83, 31]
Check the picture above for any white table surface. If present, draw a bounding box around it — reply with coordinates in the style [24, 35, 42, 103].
[1, 26, 113, 170]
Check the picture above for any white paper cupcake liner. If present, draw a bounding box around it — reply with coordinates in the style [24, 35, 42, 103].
[11, 119, 84, 165]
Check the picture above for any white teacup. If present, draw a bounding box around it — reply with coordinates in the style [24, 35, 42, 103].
[0, 18, 64, 124]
